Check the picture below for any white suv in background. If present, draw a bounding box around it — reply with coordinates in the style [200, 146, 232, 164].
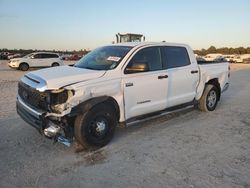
[8, 52, 64, 71]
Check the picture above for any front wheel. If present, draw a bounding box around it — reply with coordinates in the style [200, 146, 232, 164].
[74, 103, 117, 149]
[198, 84, 219, 112]
[19, 63, 29, 71]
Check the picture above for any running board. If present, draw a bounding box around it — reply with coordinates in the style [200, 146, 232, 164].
[124, 101, 196, 127]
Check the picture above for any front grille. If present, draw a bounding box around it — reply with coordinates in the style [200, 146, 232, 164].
[18, 82, 47, 110]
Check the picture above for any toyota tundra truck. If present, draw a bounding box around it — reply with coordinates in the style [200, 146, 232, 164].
[16, 42, 230, 148]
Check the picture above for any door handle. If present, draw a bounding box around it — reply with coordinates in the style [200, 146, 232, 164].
[158, 75, 168, 79]
[191, 70, 198, 74]
[125, 83, 133, 87]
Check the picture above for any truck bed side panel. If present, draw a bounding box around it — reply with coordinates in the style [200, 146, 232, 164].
[196, 63, 229, 100]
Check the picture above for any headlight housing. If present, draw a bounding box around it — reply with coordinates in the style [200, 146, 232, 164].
[11, 60, 19, 63]
[47, 89, 74, 113]
[50, 89, 68, 105]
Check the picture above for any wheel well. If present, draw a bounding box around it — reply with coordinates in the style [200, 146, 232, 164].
[19, 62, 28, 67]
[104, 97, 120, 121]
[72, 96, 120, 121]
[52, 62, 59, 66]
[206, 78, 221, 100]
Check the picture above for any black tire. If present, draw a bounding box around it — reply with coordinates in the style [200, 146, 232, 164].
[198, 84, 219, 112]
[19, 63, 29, 71]
[52, 62, 59, 67]
[74, 103, 117, 149]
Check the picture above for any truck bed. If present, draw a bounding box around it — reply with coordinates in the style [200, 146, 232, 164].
[195, 61, 229, 100]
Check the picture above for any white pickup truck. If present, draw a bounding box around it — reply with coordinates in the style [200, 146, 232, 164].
[16, 42, 230, 148]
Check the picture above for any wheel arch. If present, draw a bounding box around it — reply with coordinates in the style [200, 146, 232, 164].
[206, 78, 221, 100]
[19, 62, 29, 66]
[71, 96, 120, 121]
[52, 62, 59, 66]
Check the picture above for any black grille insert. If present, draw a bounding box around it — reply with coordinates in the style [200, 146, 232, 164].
[18, 82, 47, 110]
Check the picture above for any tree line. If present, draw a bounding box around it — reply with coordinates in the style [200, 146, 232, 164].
[0, 48, 90, 56]
[194, 46, 250, 56]
[1, 46, 250, 56]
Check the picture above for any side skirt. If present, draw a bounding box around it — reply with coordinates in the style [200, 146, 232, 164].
[120, 100, 196, 127]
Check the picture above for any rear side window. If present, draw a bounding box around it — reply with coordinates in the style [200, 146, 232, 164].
[164, 47, 190, 69]
[49, 54, 59, 58]
[128, 47, 162, 72]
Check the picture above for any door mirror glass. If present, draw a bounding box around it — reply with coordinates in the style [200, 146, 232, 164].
[125, 61, 149, 74]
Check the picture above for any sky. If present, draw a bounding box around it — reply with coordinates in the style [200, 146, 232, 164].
[0, 0, 250, 50]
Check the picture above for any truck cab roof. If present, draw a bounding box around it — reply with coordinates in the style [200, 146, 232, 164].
[110, 42, 191, 49]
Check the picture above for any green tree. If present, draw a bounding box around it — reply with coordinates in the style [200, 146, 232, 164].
[217, 47, 229, 54]
[247, 47, 250, 54]
[207, 46, 217, 54]
[237, 47, 246, 54]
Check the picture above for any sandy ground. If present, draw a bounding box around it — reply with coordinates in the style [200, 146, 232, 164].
[0, 60, 250, 188]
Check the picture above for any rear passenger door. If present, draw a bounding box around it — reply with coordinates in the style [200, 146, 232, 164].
[123, 46, 168, 119]
[163, 46, 199, 107]
[40, 53, 54, 67]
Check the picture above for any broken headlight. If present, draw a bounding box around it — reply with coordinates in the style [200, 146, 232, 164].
[47, 89, 74, 113]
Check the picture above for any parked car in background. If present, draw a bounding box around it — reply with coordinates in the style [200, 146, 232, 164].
[231, 54, 250, 63]
[213, 56, 227, 62]
[69, 54, 82, 61]
[240, 54, 250, 63]
[61, 54, 71, 60]
[8, 52, 63, 71]
[204, 53, 223, 61]
[231, 55, 243, 63]
[243, 58, 250, 64]
[7, 53, 22, 59]
[196, 56, 206, 61]
[223, 55, 235, 62]
[0, 52, 10, 60]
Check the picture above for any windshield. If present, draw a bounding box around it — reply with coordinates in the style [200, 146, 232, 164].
[74, 46, 132, 70]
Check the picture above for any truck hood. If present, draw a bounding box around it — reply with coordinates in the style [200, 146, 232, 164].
[21, 66, 106, 91]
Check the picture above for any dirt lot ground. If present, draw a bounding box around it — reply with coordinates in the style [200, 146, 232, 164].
[0, 60, 250, 188]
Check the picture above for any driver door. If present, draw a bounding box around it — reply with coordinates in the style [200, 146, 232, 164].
[122, 47, 168, 120]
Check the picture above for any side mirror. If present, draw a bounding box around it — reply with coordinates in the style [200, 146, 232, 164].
[125, 61, 149, 74]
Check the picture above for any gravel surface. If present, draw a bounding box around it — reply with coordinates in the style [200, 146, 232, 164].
[0, 60, 250, 188]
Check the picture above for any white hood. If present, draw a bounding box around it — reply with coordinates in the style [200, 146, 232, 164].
[10, 57, 22, 61]
[21, 65, 106, 91]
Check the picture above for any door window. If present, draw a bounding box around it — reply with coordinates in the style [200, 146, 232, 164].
[163, 47, 191, 69]
[125, 47, 162, 73]
[37, 53, 58, 58]
[33, 54, 42, 59]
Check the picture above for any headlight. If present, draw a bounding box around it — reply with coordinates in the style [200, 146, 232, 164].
[47, 89, 74, 113]
[50, 90, 68, 105]
[11, 60, 19, 63]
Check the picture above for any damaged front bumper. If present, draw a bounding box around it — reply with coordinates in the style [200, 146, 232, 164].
[16, 95, 45, 130]
[16, 95, 72, 146]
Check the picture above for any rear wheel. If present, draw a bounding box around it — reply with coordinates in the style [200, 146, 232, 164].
[198, 84, 219, 112]
[52, 62, 59, 67]
[74, 103, 117, 149]
[19, 63, 29, 71]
